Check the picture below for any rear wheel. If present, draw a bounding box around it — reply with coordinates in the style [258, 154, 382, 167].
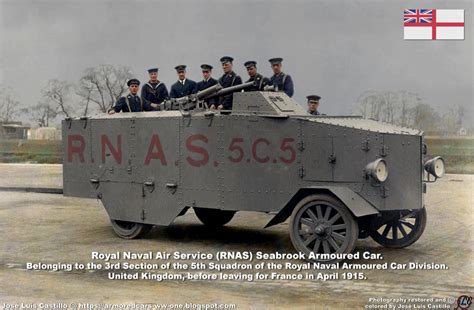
[289, 194, 358, 263]
[194, 208, 236, 227]
[369, 207, 427, 248]
[110, 219, 153, 239]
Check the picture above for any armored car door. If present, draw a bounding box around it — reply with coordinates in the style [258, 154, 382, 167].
[89, 117, 142, 222]
[133, 113, 182, 225]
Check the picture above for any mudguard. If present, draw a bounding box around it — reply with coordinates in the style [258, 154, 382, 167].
[264, 186, 379, 228]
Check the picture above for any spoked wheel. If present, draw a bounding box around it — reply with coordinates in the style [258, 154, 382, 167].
[194, 208, 236, 227]
[110, 219, 153, 239]
[369, 207, 427, 248]
[289, 195, 358, 263]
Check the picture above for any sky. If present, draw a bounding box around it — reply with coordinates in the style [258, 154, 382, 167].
[0, 0, 472, 125]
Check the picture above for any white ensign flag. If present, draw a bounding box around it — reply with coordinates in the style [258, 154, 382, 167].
[404, 9, 464, 40]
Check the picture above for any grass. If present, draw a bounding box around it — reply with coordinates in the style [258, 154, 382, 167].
[0, 139, 62, 164]
[0, 136, 472, 174]
[425, 136, 474, 174]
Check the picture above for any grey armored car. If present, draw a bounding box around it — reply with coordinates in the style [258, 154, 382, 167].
[62, 83, 445, 262]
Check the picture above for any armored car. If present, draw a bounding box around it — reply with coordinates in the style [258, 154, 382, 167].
[62, 84, 445, 262]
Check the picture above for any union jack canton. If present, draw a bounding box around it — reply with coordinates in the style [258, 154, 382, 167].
[404, 9, 433, 24]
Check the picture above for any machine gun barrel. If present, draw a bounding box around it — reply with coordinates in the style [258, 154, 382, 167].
[204, 81, 254, 99]
[162, 84, 223, 111]
[195, 83, 223, 100]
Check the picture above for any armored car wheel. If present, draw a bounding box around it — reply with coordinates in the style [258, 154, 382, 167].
[289, 194, 358, 263]
[194, 208, 236, 227]
[110, 220, 153, 239]
[369, 207, 426, 248]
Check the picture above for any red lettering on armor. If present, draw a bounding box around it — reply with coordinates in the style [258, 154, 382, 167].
[67, 134, 85, 163]
[252, 138, 270, 163]
[279, 138, 296, 164]
[228, 138, 244, 163]
[186, 134, 209, 167]
[101, 135, 122, 164]
[144, 134, 168, 165]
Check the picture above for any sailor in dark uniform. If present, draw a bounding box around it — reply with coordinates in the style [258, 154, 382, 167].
[243, 61, 270, 91]
[196, 64, 219, 108]
[217, 56, 242, 110]
[109, 79, 158, 113]
[307, 95, 323, 115]
[140, 67, 169, 109]
[268, 57, 294, 97]
[169, 65, 197, 98]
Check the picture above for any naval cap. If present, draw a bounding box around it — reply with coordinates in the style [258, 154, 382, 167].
[220, 56, 234, 64]
[244, 61, 257, 68]
[306, 95, 321, 102]
[201, 64, 213, 71]
[174, 65, 187, 72]
[147, 68, 158, 73]
[268, 57, 283, 65]
[127, 78, 140, 86]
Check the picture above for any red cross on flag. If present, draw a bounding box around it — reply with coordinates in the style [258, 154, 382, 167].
[404, 9, 465, 40]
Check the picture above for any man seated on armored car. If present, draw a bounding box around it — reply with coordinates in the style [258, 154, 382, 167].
[170, 65, 197, 99]
[109, 79, 158, 114]
[217, 56, 242, 110]
[196, 64, 219, 108]
[243, 61, 270, 91]
[307, 95, 324, 115]
[141, 67, 169, 109]
[269, 57, 294, 97]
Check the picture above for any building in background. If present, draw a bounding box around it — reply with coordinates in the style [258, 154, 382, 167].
[28, 127, 62, 140]
[0, 122, 30, 139]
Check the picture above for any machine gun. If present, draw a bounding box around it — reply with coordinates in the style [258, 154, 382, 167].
[202, 81, 254, 100]
[162, 81, 255, 111]
[161, 84, 222, 111]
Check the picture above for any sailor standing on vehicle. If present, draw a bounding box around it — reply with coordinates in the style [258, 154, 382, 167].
[243, 61, 270, 91]
[269, 57, 294, 97]
[307, 95, 323, 115]
[109, 79, 158, 114]
[217, 56, 242, 110]
[196, 64, 219, 108]
[141, 67, 169, 110]
[170, 65, 197, 98]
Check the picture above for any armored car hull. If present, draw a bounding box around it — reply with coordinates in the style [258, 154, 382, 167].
[63, 91, 444, 262]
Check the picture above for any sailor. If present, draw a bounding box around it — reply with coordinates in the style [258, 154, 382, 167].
[217, 56, 242, 110]
[307, 95, 323, 115]
[244, 61, 270, 91]
[169, 65, 197, 98]
[196, 64, 219, 108]
[109, 79, 158, 113]
[140, 67, 169, 109]
[268, 57, 294, 97]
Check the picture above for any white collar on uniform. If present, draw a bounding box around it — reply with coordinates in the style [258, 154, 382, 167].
[146, 81, 161, 89]
[179, 79, 186, 85]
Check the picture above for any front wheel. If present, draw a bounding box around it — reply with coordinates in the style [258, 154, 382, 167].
[110, 219, 153, 239]
[289, 194, 359, 263]
[194, 208, 236, 227]
[369, 207, 427, 248]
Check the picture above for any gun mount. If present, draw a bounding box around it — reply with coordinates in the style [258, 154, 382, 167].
[162, 81, 255, 111]
[161, 83, 222, 111]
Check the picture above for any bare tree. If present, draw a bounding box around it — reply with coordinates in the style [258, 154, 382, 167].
[21, 100, 59, 127]
[42, 79, 75, 118]
[0, 86, 21, 122]
[354, 90, 441, 132]
[442, 104, 465, 134]
[410, 103, 441, 133]
[77, 65, 133, 113]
